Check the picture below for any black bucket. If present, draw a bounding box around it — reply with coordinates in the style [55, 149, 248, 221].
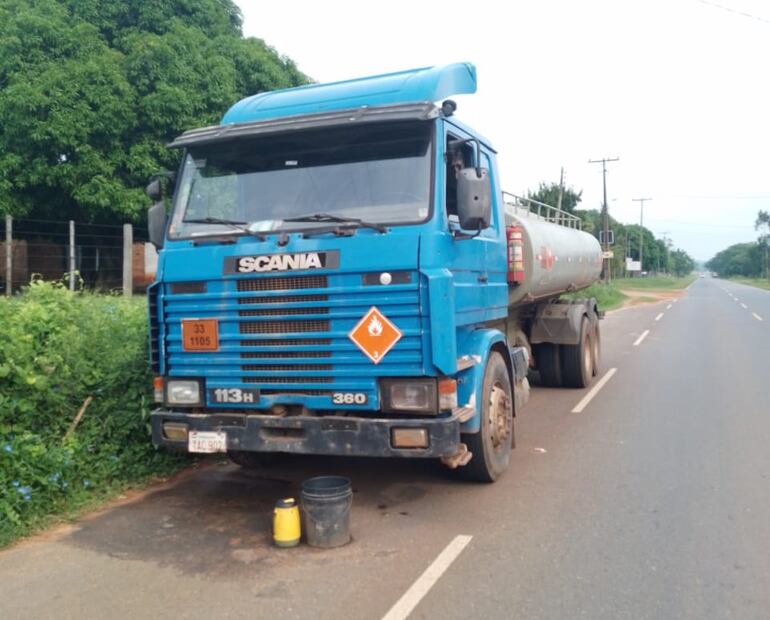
[300, 476, 352, 548]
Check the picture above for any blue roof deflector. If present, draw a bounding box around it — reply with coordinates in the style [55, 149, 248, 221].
[221, 62, 477, 125]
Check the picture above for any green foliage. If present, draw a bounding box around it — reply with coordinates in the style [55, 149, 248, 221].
[730, 277, 770, 291]
[0, 282, 183, 546]
[755, 210, 770, 278]
[0, 0, 306, 222]
[564, 282, 628, 312]
[706, 242, 763, 277]
[614, 274, 696, 290]
[528, 182, 582, 213]
[669, 249, 695, 277]
[575, 208, 692, 276]
[707, 210, 770, 279]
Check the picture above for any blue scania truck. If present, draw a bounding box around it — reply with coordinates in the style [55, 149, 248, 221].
[147, 63, 603, 481]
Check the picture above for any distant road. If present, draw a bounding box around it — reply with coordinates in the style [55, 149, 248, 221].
[1, 277, 769, 620]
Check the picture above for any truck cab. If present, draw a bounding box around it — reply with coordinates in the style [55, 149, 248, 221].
[148, 63, 598, 482]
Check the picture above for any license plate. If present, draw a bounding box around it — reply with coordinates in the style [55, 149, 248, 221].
[182, 319, 219, 351]
[188, 431, 227, 453]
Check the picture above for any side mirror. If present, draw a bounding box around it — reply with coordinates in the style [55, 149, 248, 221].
[146, 178, 162, 202]
[148, 201, 167, 249]
[456, 168, 492, 230]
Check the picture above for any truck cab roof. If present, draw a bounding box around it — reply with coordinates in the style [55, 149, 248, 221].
[221, 62, 477, 125]
[168, 62, 495, 151]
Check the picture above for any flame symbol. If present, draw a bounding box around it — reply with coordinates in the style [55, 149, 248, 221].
[368, 315, 384, 337]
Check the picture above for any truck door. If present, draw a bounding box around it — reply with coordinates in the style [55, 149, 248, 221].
[443, 126, 504, 326]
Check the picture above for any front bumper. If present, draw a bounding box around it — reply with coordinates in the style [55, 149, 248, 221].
[151, 409, 462, 458]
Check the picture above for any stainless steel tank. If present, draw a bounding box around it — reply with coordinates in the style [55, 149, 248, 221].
[504, 195, 602, 306]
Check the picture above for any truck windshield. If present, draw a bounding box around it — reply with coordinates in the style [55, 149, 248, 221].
[168, 121, 433, 239]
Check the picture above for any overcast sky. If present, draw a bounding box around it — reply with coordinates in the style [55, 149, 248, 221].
[236, 0, 769, 261]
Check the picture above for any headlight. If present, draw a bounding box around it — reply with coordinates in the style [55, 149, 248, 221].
[381, 379, 437, 414]
[166, 380, 202, 405]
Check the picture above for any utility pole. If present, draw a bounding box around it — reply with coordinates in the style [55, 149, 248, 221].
[556, 166, 565, 212]
[632, 198, 652, 277]
[588, 157, 619, 282]
[661, 231, 671, 274]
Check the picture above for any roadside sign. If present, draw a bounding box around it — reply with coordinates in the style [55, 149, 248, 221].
[602, 251, 614, 259]
[599, 230, 615, 245]
[625, 258, 641, 272]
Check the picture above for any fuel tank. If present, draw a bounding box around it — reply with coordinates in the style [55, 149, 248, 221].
[504, 197, 602, 306]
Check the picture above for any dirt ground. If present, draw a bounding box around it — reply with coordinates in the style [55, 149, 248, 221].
[616, 286, 687, 308]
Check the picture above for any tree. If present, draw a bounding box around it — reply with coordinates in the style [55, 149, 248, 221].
[669, 249, 695, 277]
[756, 210, 770, 278]
[0, 0, 306, 223]
[528, 182, 583, 213]
[706, 243, 762, 277]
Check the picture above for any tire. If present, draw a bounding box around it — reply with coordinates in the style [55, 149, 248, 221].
[591, 319, 601, 377]
[561, 317, 593, 388]
[227, 450, 282, 469]
[459, 352, 514, 483]
[534, 342, 562, 387]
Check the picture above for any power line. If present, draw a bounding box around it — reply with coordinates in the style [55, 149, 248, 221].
[697, 0, 770, 26]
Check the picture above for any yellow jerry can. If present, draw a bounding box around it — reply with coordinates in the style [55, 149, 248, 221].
[273, 498, 301, 547]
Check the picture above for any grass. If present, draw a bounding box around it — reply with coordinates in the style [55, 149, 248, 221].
[613, 274, 697, 290]
[564, 282, 628, 312]
[731, 277, 770, 291]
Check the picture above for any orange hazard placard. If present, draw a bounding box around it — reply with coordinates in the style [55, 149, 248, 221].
[348, 307, 402, 365]
[182, 319, 219, 352]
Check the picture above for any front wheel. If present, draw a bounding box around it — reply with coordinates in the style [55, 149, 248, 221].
[227, 450, 282, 469]
[459, 352, 514, 482]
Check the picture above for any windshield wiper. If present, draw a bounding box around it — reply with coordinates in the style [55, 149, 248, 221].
[183, 217, 266, 241]
[283, 213, 388, 233]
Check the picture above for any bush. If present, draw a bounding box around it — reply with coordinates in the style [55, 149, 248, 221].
[0, 281, 183, 546]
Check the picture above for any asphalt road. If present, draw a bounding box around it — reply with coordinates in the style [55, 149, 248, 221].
[2, 276, 769, 620]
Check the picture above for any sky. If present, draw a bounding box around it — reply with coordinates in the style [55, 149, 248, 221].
[236, 0, 769, 261]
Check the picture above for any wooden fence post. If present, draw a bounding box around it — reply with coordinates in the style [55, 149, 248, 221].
[123, 223, 133, 296]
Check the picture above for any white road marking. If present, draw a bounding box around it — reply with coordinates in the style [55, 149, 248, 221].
[633, 330, 650, 346]
[741, 303, 748, 309]
[571, 368, 618, 414]
[382, 535, 473, 620]
[655, 312, 664, 321]
[753, 313, 764, 322]
[666, 304, 672, 310]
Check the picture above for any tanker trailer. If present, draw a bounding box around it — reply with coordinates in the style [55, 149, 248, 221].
[503, 193, 603, 391]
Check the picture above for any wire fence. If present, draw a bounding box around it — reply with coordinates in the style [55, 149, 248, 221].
[1, 216, 155, 296]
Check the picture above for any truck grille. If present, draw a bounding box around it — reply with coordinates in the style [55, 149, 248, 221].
[238, 307, 328, 317]
[239, 320, 329, 334]
[236, 275, 327, 292]
[163, 270, 422, 409]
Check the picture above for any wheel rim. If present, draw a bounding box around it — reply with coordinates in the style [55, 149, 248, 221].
[488, 382, 512, 449]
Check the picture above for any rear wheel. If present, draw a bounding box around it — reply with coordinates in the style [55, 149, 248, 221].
[534, 342, 562, 387]
[561, 317, 593, 388]
[459, 352, 514, 483]
[591, 319, 601, 377]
